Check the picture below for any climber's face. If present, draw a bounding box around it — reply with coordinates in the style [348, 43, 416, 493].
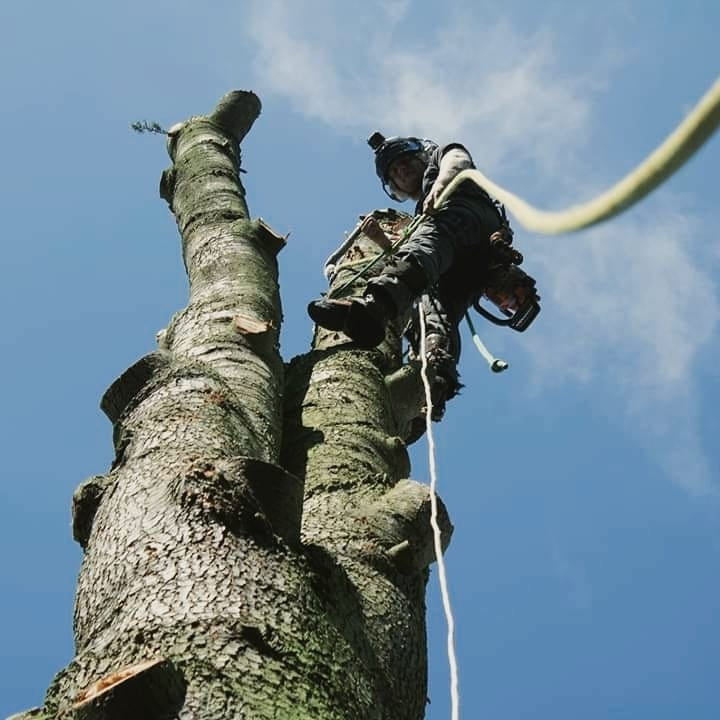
[387, 153, 425, 198]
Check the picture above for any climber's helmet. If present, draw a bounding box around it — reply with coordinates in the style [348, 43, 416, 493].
[368, 132, 436, 201]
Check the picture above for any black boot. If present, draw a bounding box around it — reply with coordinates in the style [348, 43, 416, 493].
[342, 291, 394, 348]
[307, 292, 393, 348]
[309, 256, 425, 347]
[307, 297, 353, 331]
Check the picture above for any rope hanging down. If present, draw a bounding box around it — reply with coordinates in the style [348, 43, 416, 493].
[390, 78, 720, 720]
[418, 304, 461, 720]
[437, 76, 720, 234]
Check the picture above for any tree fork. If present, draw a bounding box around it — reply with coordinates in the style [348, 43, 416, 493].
[15, 91, 453, 720]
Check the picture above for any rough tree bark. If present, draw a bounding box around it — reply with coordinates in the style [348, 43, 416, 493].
[12, 91, 453, 720]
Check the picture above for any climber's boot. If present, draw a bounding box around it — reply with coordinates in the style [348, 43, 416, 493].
[342, 292, 394, 348]
[307, 297, 353, 331]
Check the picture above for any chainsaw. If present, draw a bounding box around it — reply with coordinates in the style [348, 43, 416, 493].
[474, 220, 541, 332]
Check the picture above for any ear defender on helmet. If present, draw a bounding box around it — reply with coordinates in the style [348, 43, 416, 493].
[367, 131, 431, 201]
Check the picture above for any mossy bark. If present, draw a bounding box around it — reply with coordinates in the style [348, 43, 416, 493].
[21, 91, 452, 720]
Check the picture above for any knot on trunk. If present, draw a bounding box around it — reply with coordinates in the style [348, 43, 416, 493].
[72, 474, 115, 550]
[176, 456, 303, 546]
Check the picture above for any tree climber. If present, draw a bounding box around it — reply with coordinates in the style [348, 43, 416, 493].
[308, 133, 537, 418]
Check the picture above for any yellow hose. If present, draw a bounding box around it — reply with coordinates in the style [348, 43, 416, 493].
[437, 77, 720, 234]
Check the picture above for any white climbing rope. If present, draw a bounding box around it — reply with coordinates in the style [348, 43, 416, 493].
[418, 303, 460, 720]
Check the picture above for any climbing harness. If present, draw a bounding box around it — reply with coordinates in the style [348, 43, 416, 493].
[323, 203, 536, 374]
[418, 303, 461, 720]
[327, 205, 540, 338]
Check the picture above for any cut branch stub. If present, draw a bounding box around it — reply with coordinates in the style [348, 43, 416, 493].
[384, 360, 432, 444]
[165, 90, 261, 162]
[100, 351, 172, 424]
[64, 658, 185, 720]
[248, 216, 288, 256]
[6, 709, 48, 720]
[208, 90, 262, 143]
[359, 478, 454, 574]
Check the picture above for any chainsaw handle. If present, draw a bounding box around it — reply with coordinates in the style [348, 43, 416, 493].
[473, 296, 541, 332]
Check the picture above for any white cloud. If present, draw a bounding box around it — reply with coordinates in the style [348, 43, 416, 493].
[531, 208, 716, 386]
[241, 0, 719, 493]
[244, 1, 591, 173]
[527, 206, 718, 493]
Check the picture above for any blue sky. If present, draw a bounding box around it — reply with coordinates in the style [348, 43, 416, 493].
[1, 1, 718, 718]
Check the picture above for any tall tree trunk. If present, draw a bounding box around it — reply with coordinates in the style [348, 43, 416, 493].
[14, 91, 452, 720]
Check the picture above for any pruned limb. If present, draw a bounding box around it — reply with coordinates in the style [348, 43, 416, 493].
[165, 90, 261, 162]
[6, 708, 48, 720]
[359, 478, 454, 574]
[100, 351, 172, 424]
[60, 658, 185, 720]
[384, 361, 433, 443]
